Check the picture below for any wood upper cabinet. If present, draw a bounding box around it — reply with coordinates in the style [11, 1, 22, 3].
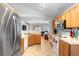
[71, 5, 77, 27]
[52, 20, 55, 29]
[66, 4, 79, 28]
[52, 20, 57, 29]
[61, 13, 66, 21]
[56, 16, 61, 21]
[54, 4, 79, 28]
[75, 4, 79, 27]
[66, 10, 71, 28]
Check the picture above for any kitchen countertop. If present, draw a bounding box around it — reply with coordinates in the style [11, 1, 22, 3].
[52, 34, 79, 45]
[21, 34, 27, 38]
[28, 31, 41, 34]
[21, 32, 41, 38]
[59, 37, 79, 45]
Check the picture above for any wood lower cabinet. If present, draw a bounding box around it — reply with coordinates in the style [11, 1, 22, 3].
[34, 35, 41, 44]
[63, 45, 69, 56]
[59, 40, 69, 56]
[28, 36, 34, 46]
[59, 41, 64, 55]
[59, 39, 79, 56]
[20, 38, 24, 52]
[28, 34, 41, 47]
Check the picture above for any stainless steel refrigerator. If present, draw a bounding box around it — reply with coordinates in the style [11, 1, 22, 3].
[0, 4, 21, 56]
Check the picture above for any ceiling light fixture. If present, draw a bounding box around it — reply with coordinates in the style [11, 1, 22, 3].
[39, 3, 46, 8]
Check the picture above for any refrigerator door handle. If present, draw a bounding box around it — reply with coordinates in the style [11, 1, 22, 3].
[13, 15, 17, 51]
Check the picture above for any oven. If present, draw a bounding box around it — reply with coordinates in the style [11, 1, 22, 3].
[53, 36, 59, 55]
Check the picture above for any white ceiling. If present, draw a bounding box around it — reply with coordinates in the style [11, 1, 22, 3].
[8, 3, 75, 20]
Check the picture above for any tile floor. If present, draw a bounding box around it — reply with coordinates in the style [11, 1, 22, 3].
[22, 38, 57, 56]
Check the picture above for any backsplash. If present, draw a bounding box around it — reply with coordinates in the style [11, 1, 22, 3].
[57, 29, 70, 36]
[57, 29, 79, 38]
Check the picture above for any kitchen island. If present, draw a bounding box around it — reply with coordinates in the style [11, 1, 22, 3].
[28, 33, 41, 47]
[21, 32, 41, 51]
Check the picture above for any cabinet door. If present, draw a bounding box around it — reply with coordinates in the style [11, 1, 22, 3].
[76, 5, 79, 27]
[66, 10, 71, 28]
[63, 45, 69, 56]
[59, 43, 63, 56]
[28, 35, 34, 46]
[59, 40, 64, 56]
[20, 38, 24, 51]
[71, 6, 77, 27]
[59, 40, 70, 56]
[56, 16, 61, 21]
[61, 14, 66, 21]
[34, 34, 41, 44]
[52, 20, 55, 29]
[54, 20, 57, 29]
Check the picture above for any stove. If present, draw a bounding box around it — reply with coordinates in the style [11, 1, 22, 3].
[53, 36, 59, 55]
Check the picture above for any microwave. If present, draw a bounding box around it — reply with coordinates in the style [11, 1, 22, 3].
[57, 20, 66, 29]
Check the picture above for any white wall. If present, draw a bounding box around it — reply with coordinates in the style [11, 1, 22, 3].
[21, 20, 29, 35]
[20, 17, 51, 33]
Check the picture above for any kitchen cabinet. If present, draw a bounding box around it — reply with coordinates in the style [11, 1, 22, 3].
[70, 4, 79, 27]
[59, 40, 69, 56]
[56, 16, 61, 21]
[71, 5, 77, 27]
[34, 35, 41, 44]
[65, 10, 71, 28]
[28, 34, 41, 47]
[20, 38, 24, 52]
[65, 4, 79, 28]
[63, 44, 69, 56]
[28, 34, 34, 46]
[52, 20, 57, 29]
[61, 13, 66, 21]
[76, 5, 79, 27]
[59, 39, 79, 56]
[52, 20, 55, 29]
[59, 40, 63, 55]
[53, 4, 79, 28]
